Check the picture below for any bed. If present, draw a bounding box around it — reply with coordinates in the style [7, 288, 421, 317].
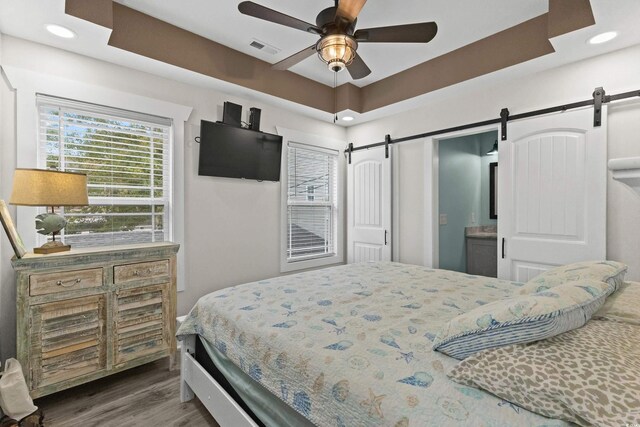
[177, 261, 580, 426]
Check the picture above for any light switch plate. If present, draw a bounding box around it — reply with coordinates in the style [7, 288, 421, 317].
[439, 214, 448, 225]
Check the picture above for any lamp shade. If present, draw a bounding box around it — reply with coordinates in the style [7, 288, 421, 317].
[10, 169, 89, 207]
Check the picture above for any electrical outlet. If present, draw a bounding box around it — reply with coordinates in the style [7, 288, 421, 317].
[439, 214, 448, 225]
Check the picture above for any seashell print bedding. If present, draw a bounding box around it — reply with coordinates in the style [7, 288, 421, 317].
[178, 262, 571, 426]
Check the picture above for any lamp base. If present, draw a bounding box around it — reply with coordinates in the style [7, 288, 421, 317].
[34, 240, 71, 254]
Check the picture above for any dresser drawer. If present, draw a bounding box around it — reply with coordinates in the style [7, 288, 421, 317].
[114, 260, 170, 284]
[30, 268, 103, 296]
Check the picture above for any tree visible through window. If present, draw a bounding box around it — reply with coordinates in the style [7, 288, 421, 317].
[37, 96, 172, 248]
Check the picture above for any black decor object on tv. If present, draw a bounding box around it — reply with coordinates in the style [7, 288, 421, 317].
[249, 107, 261, 131]
[222, 102, 242, 127]
[198, 120, 283, 181]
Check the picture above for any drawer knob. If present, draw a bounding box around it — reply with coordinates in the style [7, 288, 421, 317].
[56, 278, 82, 287]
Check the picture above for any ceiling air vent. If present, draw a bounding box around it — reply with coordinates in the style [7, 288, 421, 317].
[249, 39, 281, 55]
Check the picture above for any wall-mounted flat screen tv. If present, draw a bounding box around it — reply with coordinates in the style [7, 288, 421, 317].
[198, 120, 283, 181]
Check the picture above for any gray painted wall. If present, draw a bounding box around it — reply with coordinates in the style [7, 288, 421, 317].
[438, 135, 481, 273]
[479, 133, 499, 226]
[438, 131, 497, 273]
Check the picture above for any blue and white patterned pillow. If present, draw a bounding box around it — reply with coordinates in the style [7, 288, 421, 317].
[517, 261, 627, 295]
[432, 280, 614, 359]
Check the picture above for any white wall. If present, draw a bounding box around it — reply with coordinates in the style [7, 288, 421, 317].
[0, 32, 19, 365]
[2, 34, 640, 362]
[395, 140, 425, 265]
[347, 43, 640, 280]
[607, 100, 640, 276]
[0, 36, 347, 361]
[0, 30, 3, 365]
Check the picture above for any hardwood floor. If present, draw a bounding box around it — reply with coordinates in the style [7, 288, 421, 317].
[36, 358, 219, 427]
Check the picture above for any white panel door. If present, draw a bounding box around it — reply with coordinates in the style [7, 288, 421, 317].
[347, 147, 392, 263]
[498, 107, 607, 281]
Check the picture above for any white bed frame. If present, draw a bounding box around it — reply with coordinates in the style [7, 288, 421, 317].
[180, 335, 259, 427]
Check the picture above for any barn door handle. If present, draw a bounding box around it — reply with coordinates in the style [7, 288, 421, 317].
[502, 238, 506, 259]
[384, 230, 388, 246]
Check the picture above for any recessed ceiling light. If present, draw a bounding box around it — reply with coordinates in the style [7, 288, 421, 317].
[46, 24, 76, 39]
[342, 116, 354, 122]
[588, 31, 617, 45]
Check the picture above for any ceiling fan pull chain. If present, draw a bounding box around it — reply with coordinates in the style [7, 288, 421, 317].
[335, 72, 339, 123]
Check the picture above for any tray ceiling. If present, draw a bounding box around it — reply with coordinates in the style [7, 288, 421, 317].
[1, 0, 640, 125]
[114, 0, 548, 87]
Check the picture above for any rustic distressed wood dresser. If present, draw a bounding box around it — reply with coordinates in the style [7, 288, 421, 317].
[12, 242, 179, 398]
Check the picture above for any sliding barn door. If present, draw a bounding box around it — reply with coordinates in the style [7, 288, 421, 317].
[347, 147, 392, 263]
[498, 107, 607, 281]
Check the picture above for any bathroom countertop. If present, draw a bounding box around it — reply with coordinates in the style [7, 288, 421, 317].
[466, 232, 497, 239]
[465, 225, 498, 239]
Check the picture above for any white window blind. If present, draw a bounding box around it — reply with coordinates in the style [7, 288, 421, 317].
[287, 143, 338, 261]
[37, 95, 172, 248]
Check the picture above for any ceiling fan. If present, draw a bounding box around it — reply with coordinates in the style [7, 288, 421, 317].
[238, 0, 438, 80]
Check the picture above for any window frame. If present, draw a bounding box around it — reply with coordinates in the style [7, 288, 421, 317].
[286, 142, 338, 262]
[4, 66, 192, 291]
[36, 96, 174, 248]
[278, 127, 345, 273]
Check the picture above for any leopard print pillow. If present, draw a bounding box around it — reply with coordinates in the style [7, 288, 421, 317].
[448, 320, 640, 427]
[594, 281, 640, 325]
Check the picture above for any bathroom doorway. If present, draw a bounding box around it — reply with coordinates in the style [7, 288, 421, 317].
[437, 130, 498, 277]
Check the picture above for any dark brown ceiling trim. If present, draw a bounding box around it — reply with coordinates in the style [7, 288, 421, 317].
[336, 83, 363, 113]
[361, 14, 555, 112]
[65, 0, 113, 30]
[65, 0, 595, 116]
[548, 0, 595, 39]
[108, 3, 337, 113]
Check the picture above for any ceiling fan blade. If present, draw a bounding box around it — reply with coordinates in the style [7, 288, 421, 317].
[347, 54, 371, 80]
[336, 0, 367, 22]
[273, 45, 317, 71]
[355, 22, 438, 43]
[238, 1, 321, 34]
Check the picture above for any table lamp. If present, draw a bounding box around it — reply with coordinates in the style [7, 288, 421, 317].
[10, 169, 89, 254]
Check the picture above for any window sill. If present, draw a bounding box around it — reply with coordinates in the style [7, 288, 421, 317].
[280, 253, 344, 273]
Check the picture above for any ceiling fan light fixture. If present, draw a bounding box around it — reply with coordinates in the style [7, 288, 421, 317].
[318, 34, 357, 72]
[238, 1, 437, 80]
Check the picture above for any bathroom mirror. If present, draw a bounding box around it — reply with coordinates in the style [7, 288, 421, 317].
[490, 162, 498, 219]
